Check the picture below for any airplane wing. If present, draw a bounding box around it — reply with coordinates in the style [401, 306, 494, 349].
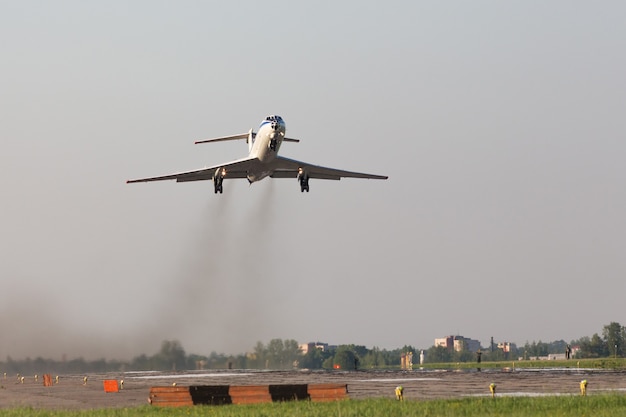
[127, 156, 387, 185]
[126, 157, 258, 183]
[269, 156, 388, 180]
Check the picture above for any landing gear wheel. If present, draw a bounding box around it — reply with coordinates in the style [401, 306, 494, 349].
[213, 167, 227, 194]
[214, 177, 224, 194]
[299, 176, 310, 192]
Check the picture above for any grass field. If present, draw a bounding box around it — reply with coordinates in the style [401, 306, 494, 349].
[420, 357, 626, 370]
[3, 395, 626, 417]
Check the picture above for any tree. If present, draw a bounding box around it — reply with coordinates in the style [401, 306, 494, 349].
[266, 339, 286, 368]
[333, 346, 357, 370]
[549, 340, 568, 354]
[282, 339, 302, 368]
[252, 341, 267, 368]
[253, 339, 302, 369]
[453, 349, 475, 363]
[156, 340, 186, 370]
[577, 333, 607, 358]
[300, 348, 329, 369]
[360, 347, 386, 368]
[524, 341, 549, 358]
[482, 348, 505, 362]
[425, 346, 452, 363]
[352, 345, 369, 359]
[602, 322, 625, 358]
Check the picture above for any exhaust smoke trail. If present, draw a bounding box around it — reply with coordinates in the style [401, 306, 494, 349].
[0, 182, 284, 361]
[143, 181, 282, 356]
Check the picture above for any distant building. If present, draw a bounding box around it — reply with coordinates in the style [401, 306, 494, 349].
[434, 336, 454, 350]
[456, 338, 481, 353]
[299, 342, 329, 354]
[299, 343, 313, 354]
[435, 336, 482, 353]
[497, 342, 511, 353]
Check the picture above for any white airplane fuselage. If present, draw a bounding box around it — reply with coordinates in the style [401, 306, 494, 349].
[246, 115, 286, 182]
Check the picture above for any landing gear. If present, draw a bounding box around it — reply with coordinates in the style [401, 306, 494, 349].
[269, 138, 277, 151]
[298, 169, 309, 192]
[213, 167, 225, 194]
[214, 177, 223, 194]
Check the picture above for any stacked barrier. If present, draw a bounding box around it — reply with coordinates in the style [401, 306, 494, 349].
[308, 383, 349, 402]
[149, 383, 348, 407]
[149, 386, 193, 407]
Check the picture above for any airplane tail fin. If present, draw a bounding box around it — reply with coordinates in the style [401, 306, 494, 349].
[195, 129, 257, 154]
[195, 132, 252, 145]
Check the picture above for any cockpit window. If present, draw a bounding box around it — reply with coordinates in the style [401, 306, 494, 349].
[265, 115, 283, 122]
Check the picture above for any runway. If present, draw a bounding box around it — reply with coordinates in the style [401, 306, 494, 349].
[0, 369, 624, 410]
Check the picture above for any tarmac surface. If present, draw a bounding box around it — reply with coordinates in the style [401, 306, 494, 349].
[0, 368, 624, 410]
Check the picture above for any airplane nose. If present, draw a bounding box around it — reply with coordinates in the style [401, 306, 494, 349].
[271, 122, 279, 130]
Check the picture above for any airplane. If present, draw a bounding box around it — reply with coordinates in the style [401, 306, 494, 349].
[127, 115, 388, 193]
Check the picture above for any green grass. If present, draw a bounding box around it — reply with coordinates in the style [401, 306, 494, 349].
[3, 395, 626, 417]
[419, 357, 626, 370]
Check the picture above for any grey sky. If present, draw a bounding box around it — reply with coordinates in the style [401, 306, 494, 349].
[1, 1, 625, 360]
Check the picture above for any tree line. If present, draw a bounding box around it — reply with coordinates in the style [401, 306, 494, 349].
[507, 322, 625, 360]
[421, 322, 625, 363]
[1, 322, 623, 375]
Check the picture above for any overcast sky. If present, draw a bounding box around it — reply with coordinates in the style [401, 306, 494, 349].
[1, 1, 625, 360]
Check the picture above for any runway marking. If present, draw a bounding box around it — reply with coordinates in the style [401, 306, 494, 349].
[356, 378, 442, 382]
[128, 373, 253, 380]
